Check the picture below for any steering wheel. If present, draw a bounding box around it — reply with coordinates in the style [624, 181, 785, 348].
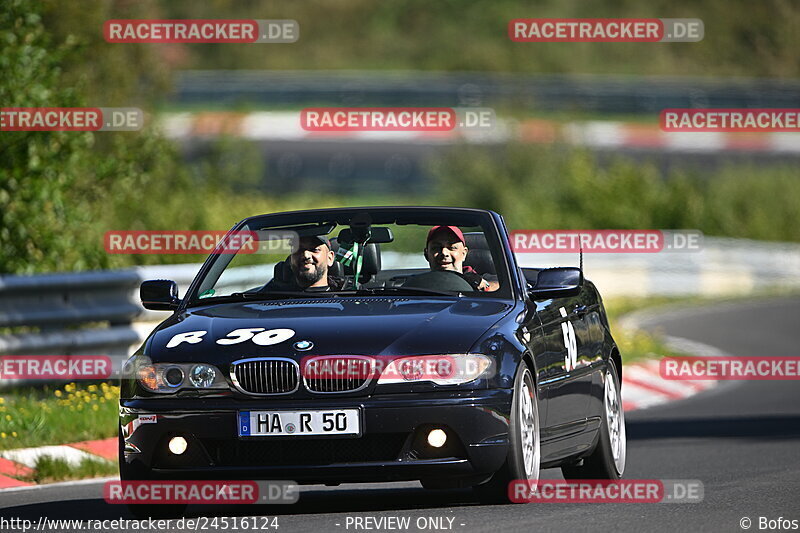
[402, 270, 474, 292]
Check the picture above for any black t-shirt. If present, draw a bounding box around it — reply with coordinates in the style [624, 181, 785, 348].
[262, 275, 346, 292]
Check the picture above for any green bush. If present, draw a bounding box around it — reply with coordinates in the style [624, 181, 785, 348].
[431, 143, 800, 242]
[157, 0, 800, 77]
[0, 0, 205, 273]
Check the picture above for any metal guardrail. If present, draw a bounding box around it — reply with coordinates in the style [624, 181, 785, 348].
[173, 71, 800, 113]
[0, 264, 272, 364]
[2, 237, 800, 387]
[0, 271, 142, 329]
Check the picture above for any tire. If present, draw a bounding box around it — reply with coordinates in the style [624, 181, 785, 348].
[562, 358, 626, 480]
[473, 361, 540, 504]
[119, 429, 187, 519]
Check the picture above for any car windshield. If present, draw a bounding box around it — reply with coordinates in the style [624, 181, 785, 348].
[185, 208, 514, 305]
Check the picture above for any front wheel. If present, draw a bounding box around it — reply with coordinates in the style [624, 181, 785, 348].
[473, 361, 540, 504]
[562, 358, 626, 479]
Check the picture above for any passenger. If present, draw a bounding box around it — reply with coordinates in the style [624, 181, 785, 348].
[424, 226, 499, 291]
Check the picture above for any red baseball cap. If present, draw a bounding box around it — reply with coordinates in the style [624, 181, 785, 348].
[427, 225, 465, 244]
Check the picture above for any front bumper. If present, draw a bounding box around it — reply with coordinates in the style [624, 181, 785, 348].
[120, 389, 512, 484]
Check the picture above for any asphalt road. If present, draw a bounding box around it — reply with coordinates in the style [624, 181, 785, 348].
[2, 296, 799, 533]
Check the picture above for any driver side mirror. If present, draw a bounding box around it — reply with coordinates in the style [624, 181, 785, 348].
[527, 267, 583, 300]
[140, 280, 180, 311]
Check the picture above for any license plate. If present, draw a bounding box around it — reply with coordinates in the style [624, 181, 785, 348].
[238, 409, 361, 437]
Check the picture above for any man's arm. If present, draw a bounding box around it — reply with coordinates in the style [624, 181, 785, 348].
[460, 269, 499, 292]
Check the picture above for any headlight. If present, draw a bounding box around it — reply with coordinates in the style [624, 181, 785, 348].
[189, 364, 216, 388]
[136, 362, 227, 393]
[377, 354, 493, 386]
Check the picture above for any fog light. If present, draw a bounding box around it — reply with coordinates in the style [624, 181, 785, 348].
[427, 429, 447, 448]
[168, 436, 188, 455]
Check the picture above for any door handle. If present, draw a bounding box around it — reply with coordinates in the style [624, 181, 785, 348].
[571, 305, 588, 315]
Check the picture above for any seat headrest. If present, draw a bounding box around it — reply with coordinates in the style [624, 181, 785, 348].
[465, 249, 495, 275]
[328, 257, 343, 278]
[463, 232, 488, 249]
[273, 258, 293, 283]
[462, 232, 495, 275]
[330, 238, 381, 282]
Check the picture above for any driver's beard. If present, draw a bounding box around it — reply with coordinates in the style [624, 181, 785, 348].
[295, 263, 326, 287]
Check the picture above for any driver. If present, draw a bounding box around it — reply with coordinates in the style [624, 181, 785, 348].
[264, 235, 345, 291]
[424, 226, 499, 291]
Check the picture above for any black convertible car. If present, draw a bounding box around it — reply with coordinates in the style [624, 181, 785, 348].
[119, 206, 625, 511]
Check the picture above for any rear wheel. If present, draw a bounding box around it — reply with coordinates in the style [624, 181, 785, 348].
[562, 359, 626, 479]
[473, 362, 540, 504]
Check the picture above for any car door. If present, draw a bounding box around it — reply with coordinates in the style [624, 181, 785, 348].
[537, 291, 593, 430]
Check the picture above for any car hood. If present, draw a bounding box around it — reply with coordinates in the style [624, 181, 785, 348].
[146, 297, 514, 362]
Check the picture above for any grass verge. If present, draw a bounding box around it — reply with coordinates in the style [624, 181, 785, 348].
[27, 455, 117, 484]
[0, 381, 119, 451]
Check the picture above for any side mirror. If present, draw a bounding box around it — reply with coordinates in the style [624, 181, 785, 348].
[527, 267, 582, 300]
[140, 280, 180, 311]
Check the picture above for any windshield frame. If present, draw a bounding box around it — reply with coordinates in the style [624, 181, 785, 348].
[181, 207, 520, 308]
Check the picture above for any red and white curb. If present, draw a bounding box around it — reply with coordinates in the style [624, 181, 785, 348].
[621, 359, 717, 412]
[0, 438, 116, 489]
[158, 112, 800, 154]
[618, 307, 726, 412]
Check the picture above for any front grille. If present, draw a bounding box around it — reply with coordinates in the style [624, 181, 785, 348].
[231, 358, 299, 395]
[303, 356, 373, 393]
[203, 433, 409, 467]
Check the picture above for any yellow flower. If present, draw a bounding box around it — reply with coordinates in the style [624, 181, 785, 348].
[0, 397, 4, 404]
[11, 432, 17, 438]
[0, 433, 5, 438]
[4, 415, 10, 421]
[92, 404, 99, 411]
[54, 390, 62, 397]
